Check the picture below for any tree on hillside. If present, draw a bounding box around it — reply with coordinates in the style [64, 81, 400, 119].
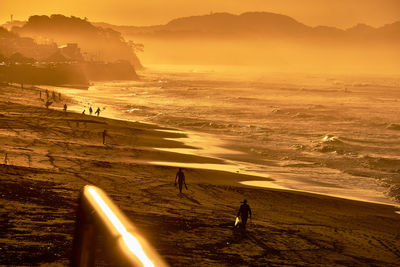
[14, 15, 143, 69]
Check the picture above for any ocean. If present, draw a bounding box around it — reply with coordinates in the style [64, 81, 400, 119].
[57, 65, 400, 206]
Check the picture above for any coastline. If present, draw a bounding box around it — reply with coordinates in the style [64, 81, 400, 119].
[1, 84, 400, 266]
[39, 71, 400, 208]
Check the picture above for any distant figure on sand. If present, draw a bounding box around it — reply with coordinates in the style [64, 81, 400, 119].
[45, 89, 49, 99]
[63, 104, 67, 112]
[45, 100, 53, 109]
[89, 107, 93, 115]
[82, 110, 86, 115]
[237, 199, 252, 231]
[175, 168, 187, 193]
[95, 107, 101, 117]
[102, 130, 107, 145]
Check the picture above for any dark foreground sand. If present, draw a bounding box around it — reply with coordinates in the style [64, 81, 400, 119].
[1, 84, 400, 266]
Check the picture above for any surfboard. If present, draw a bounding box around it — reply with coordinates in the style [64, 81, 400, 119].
[234, 216, 241, 227]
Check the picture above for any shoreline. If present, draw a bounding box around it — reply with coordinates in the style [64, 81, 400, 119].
[1, 84, 400, 266]
[38, 81, 400, 208]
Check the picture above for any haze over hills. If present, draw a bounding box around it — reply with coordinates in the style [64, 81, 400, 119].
[94, 12, 400, 74]
[0, 15, 141, 86]
[94, 12, 400, 42]
[11, 15, 142, 69]
[2, 12, 399, 73]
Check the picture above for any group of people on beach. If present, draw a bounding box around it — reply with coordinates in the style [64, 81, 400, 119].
[82, 106, 101, 116]
[40, 89, 65, 110]
[40, 89, 67, 112]
[39, 89, 109, 145]
[174, 168, 252, 232]
[40, 89, 61, 102]
[40, 89, 102, 118]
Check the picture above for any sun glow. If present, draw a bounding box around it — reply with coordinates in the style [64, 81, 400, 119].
[87, 186, 155, 267]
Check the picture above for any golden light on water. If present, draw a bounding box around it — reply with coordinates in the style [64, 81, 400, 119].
[87, 186, 155, 267]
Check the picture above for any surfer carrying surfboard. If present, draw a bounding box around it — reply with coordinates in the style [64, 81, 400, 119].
[175, 168, 188, 193]
[237, 199, 252, 231]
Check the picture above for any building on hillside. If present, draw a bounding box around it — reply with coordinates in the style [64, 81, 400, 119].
[59, 43, 84, 62]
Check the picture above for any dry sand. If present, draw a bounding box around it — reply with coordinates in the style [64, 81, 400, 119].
[1, 84, 400, 266]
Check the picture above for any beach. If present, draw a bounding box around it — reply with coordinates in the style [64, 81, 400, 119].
[46, 66, 400, 206]
[1, 83, 400, 266]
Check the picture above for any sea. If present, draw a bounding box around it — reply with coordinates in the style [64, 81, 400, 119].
[55, 65, 400, 207]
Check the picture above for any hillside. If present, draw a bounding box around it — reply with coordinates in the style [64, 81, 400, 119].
[95, 12, 400, 42]
[0, 25, 138, 87]
[13, 15, 143, 69]
[0, 26, 59, 61]
[94, 12, 400, 74]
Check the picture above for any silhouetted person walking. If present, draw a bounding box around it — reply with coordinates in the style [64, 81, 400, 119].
[89, 107, 93, 115]
[102, 130, 107, 145]
[237, 199, 252, 231]
[95, 107, 101, 117]
[82, 109, 85, 115]
[175, 168, 187, 193]
[63, 104, 67, 112]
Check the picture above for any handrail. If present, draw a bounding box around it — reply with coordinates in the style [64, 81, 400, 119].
[71, 185, 168, 267]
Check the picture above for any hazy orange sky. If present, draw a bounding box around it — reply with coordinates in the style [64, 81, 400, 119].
[1, 0, 399, 28]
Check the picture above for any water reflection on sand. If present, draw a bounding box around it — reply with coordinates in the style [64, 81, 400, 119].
[42, 67, 400, 208]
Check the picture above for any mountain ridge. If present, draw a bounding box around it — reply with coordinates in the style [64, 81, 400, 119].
[93, 12, 400, 42]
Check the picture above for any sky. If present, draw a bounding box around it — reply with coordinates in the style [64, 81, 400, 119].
[1, 0, 399, 28]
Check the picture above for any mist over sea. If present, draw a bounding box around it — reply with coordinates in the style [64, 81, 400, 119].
[62, 65, 400, 206]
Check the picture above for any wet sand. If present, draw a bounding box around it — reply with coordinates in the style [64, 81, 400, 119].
[1, 84, 400, 266]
